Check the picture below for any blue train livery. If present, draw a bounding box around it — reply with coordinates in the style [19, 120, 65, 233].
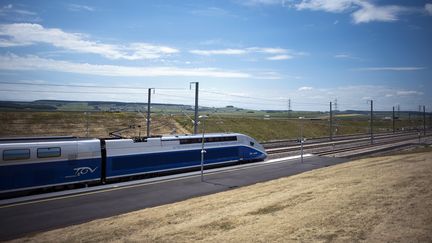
[0, 133, 267, 194]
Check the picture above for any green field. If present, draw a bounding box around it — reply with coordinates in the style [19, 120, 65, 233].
[0, 100, 428, 141]
[0, 110, 427, 142]
[175, 115, 425, 141]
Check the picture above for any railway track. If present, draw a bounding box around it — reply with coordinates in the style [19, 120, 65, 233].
[262, 130, 421, 149]
[266, 131, 430, 157]
[266, 132, 420, 154]
[313, 140, 414, 156]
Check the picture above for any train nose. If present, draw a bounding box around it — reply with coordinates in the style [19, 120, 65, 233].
[251, 150, 267, 161]
[259, 152, 268, 160]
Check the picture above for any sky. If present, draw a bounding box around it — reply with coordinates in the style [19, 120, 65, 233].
[0, 0, 431, 111]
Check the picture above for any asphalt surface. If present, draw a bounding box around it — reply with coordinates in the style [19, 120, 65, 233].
[0, 155, 348, 241]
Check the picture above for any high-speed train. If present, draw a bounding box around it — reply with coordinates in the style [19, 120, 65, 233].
[0, 133, 267, 194]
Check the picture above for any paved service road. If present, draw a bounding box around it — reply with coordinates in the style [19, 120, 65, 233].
[0, 156, 348, 241]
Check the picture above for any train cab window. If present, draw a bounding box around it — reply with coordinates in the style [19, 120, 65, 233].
[224, 136, 237, 142]
[37, 147, 61, 158]
[250, 141, 255, 146]
[3, 149, 31, 161]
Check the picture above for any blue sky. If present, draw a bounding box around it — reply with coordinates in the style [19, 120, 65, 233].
[0, 0, 431, 111]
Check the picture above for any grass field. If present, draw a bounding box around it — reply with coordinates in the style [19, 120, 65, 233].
[13, 151, 432, 242]
[175, 115, 423, 141]
[0, 111, 427, 141]
[0, 111, 188, 138]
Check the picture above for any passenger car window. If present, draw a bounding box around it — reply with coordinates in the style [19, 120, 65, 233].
[37, 147, 61, 158]
[3, 149, 31, 161]
[180, 136, 238, 144]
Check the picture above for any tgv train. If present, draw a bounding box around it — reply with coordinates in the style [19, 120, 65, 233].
[0, 133, 267, 194]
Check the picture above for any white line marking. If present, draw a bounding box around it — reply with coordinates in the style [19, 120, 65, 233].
[263, 154, 313, 164]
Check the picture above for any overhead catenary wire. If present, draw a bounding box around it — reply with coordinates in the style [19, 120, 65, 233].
[0, 89, 290, 109]
[209, 108, 229, 133]
[153, 108, 185, 134]
[1, 80, 424, 109]
[155, 93, 289, 107]
[201, 90, 331, 106]
[156, 93, 332, 108]
[0, 89, 403, 111]
[0, 81, 356, 108]
[0, 81, 426, 142]
[200, 90, 285, 102]
[1, 82, 425, 112]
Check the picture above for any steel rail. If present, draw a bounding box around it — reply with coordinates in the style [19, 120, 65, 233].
[266, 132, 428, 155]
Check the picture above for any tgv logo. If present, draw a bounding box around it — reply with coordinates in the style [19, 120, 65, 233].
[66, 167, 98, 178]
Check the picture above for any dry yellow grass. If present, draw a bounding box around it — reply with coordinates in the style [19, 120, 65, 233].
[13, 152, 432, 242]
[0, 112, 189, 138]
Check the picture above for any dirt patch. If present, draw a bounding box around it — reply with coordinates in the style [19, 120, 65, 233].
[11, 152, 432, 242]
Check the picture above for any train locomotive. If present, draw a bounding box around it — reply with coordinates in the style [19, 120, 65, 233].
[0, 133, 267, 194]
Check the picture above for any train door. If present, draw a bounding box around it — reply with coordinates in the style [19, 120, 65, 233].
[66, 141, 78, 161]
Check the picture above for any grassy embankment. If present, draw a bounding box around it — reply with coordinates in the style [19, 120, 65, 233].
[14, 151, 432, 242]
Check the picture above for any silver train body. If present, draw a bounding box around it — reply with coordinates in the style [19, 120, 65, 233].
[0, 133, 267, 194]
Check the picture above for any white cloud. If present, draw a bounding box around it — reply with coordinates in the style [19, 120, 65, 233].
[67, 4, 94, 12]
[238, 0, 285, 7]
[238, 0, 427, 24]
[295, 0, 355, 13]
[267, 55, 292, 60]
[334, 54, 350, 58]
[249, 47, 288, 54]
[0, 4, 40, 22]
[298, 86, 313, 91]
[0, 38, 32, 47]
[0, 4, 37, 15]
[354, 67, 425, 71]
[0, 23, 179, 60]
[190, 46, 304, 61]
[426, 3, 432, 15]
[396, 90, 424, 96]
[334, 53, 362, 60]
[351, 3, 408, 24]
[190, 7, 235, 17]
[293, 0, 416, 24]
[190, 47, 287, 56]
[280, 85, 430, 111]
[0, 54, 277, 79]
[125, 43, 179, 59]
[189, 49, 247, 55]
